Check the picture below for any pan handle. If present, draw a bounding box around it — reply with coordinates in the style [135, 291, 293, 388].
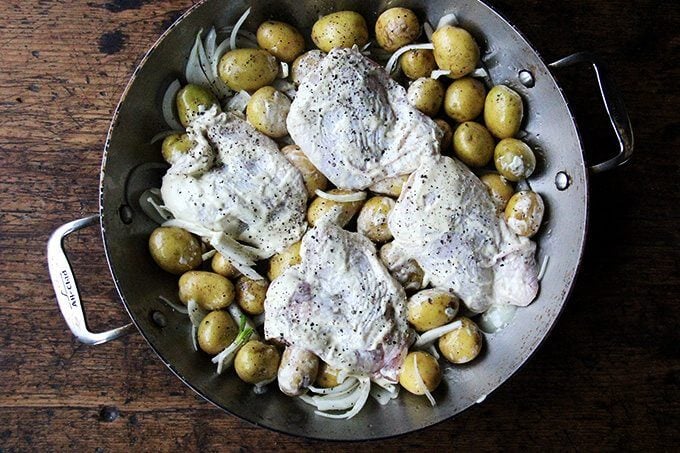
[47, 215, 134, 345]
[549, 52, 634, 173]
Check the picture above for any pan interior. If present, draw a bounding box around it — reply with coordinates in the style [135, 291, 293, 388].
[100, 0, 588, 440]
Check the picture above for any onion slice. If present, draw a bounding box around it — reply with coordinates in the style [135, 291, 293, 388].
[230, 7, 251, 51]
[226, 90, 251, 113]
[314, 189, 367, 203]
[436, 13, 459, 29]
[414, 354, 436, 406]
[162, 79, 184, 131]
[431, 69, 451, 79]
[385, 43, 434, 74]
[158, 295, 188, 314]
[414, 319, 463, 348]
[423, 21, 434, 41]
[537, 255, 550, 281]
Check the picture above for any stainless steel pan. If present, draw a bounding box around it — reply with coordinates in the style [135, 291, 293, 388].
[47, 0, 633, 440]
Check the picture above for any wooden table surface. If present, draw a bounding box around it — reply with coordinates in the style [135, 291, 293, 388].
[1, 0, 678, 450]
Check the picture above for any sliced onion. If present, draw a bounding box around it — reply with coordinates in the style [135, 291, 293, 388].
[186, 31, 211, 88]
[385, 43, 434, 74]
[426, 343, 440, 359]
[423, 21, 434, 41]
[226, 304, 260, 340]
[314, 189, 367, 203]
[471, 67, 490, 79]
[431, 69, 451, 79]
[478, 304, 517, 334]
[279, 61, 289, 79]
[212, 38, 232, 79]
[436, 12, 459, 29]
[307, 377, 359, 396]
[158, 295, 188, 314]
[414, 354, 436, 406]
[414, 319, 462, 348]
[253, 312, 266, 327]
[230, 7, 251, 51]
[139, 189, 173, 224]
[537, 255, 550, 281]
[272, 79, 296, 99]
[162, 79, 184, 131]
[187, 299, 208, 327]
[226, 90, 251, 113]
[201, 249, 216, 262]
[204, 27, 217, 61]
[191, 324, 198, 351]
[314, 377, 371, 419]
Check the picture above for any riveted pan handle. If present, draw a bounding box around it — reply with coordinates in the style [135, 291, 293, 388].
[47, 215, 134, 345]
[549, 52, 634, 173]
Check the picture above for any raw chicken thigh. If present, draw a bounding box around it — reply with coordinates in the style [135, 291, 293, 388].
[161, 107, 307, 277]
[265, 223, 412, 381]
[287, 47, 441, 190]
[388, 156, 539, 312]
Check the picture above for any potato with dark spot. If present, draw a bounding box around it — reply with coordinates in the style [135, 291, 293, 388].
[218, 48, 279, 92]
[484, 85, 524, 139]
[400, 49, 437, 80]
[161, 133, 194, 164]
[312, 11, 369, 53]
[234, 340, 281, 385]
[438, 317, 483, 364]
[407, 77, 444, 117]
[480, 173, 515, 212]
[505, 191, 544, 237]
[267, 241, 302, 281]
[375, 7, 421, 52]
[357, 196, 395, 243]
[444, 77, 486, 122]
[432, 25, 479, 78]
[494, 138, 536, 181]
[246, 86, 291, 138]
[407, 289, 459, 332]
[197, 310, 238, 355]
[176, 84, 219, 127]
[211, 253, 241, 279]
[453, 121, 495, 167]
[256, 21, 305, 63]
[148, 227, 202, 275]
[399, 351, 441, 395]
[178, 271, 234, 310]
[235, 276, 269, 315]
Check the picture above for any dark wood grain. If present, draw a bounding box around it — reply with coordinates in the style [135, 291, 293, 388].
[1, 0, 678, 450]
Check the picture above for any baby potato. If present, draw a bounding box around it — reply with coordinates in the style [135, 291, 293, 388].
[315, 361, 342, 388]
[444, 77, 486, 123]
[267, 241, 302, 281]
[197, 310, 238, 355]
[278, 347, 319, 396]
[399, 351, 441, 395]
[312, 11, 369, 53]
[281, 144, 329, 196]
[307, 189, 364, 228]
[480, 173, 515, 212]
[407, 77, 444, 117]
[434, 119, 453, 151]
[375, 7, 421, 52]
[357, 196, 395, 243]
[246, 86, 291, 138]
[256, 21, 305, 63]
[218, 48, 279, 92]
[438, 317, 483, 364]
[400, 49, 437, 80]
[407, 289, 460, 332]
[235, 275, 269, 315]
[176, 84, 219, 127]
[484, 85, 524, 139]
[148, 227, 202, 275]
[432, 25, 480, 78]
[494, 138, 536, 181]
[291, 50, 326, 86]
[178, 271, 234, 310]
[234, 340, 281, 385]
[379, 242, 424, 291]
[453, 121, 495, 167]
[211, 252, 242, 279]
[505, 190, 545, 237]
[161, 133, 194, 164]
[369, 174, 409, 198]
